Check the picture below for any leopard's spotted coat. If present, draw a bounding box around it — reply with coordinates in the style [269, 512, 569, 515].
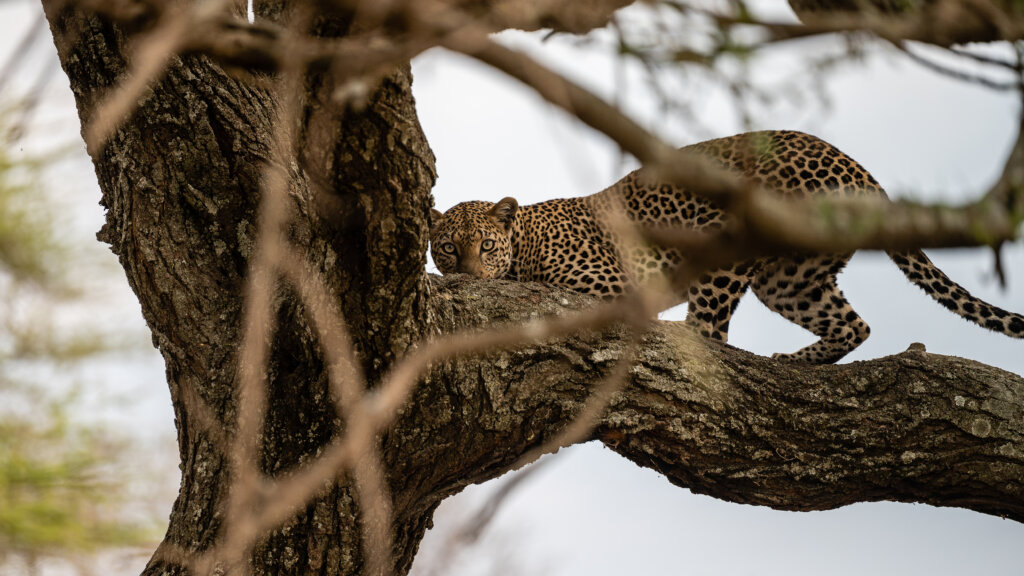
[430, 130, 1024, 363]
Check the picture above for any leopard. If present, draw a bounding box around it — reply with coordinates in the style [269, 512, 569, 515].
[429, 130, 1024, 363]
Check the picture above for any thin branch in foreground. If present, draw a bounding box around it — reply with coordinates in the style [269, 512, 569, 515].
[420, 328, 644, 576]
[418, 211, 724, 576]
[441, 22, 1023, 254]
[278, 253, 394, 576]
[950, 45, 1018, 69]
[233, 275, 671, 562]
[0, 11, 47, 95]
[218, 13, 306, 573]
[149, 541, 201, 575]
[205, 11, 398, 575]
[279, 256, 368, 418]
[896, 41, 1017, 91]
[253, 300, 627, 492]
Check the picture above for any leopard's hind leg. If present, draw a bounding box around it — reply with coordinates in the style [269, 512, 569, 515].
[683, 261, 759, 343]
[751, 254, 870, 363]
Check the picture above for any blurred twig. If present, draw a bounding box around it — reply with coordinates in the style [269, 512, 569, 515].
[0, 12, 46, 95]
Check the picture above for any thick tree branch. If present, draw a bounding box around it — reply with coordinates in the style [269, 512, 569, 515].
[467, 0, 636, 33]
[786, 0, 1024, 45]
[425, 274, 1024, 523]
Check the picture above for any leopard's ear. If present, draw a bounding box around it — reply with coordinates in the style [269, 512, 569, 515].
[429, 208, 444, 235]
[488, 197, 518, 231]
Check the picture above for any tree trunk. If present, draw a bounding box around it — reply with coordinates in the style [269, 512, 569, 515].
[43, 4, 437, 574]
[41, 3, 1024, 576]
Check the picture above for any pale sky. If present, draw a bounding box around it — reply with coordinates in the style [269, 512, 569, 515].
[2, 1, 1022, 575]
[411, 7, 1024, 576]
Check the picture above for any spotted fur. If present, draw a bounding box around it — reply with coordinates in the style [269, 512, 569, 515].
[430, 130, 1024, 363]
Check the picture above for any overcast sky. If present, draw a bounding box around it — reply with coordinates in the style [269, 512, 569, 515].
[410, 5, 1024, 576]
[2, 1, 1022, 575]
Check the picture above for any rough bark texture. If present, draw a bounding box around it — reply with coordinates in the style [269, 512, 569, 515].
[40, 2, 1024, 576]
[428, 275, 1024, 523]
[43, 4, 437, 575]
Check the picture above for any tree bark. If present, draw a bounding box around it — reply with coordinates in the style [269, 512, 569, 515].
[43, 4, 438, 574]
[41, 3, 1024, 576]
[427, 274, 1024, 523]
[785, 0, 1024, 44]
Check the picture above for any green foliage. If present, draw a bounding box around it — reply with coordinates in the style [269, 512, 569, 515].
[0, 132, 111, 366]
[0, 400, 153, 559]
[0, 113, 163, 570]
[0, 143, 59, 285]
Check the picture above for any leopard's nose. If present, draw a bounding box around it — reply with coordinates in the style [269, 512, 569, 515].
[456, 257, 484, 277]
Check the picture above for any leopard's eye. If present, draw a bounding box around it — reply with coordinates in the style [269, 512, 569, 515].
[481, 239, 495, 252]
[440, 242, 457, 255]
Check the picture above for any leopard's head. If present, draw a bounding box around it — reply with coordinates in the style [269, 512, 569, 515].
[429, 197, 518, 279]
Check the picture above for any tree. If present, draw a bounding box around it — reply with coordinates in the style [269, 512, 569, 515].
[35, 0, 1024, 575]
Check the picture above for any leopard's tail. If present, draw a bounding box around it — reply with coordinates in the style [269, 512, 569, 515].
[887, 249, 1024, 338]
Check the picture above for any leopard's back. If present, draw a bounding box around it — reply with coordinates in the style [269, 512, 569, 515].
[507, 197, 632, 298]
[430, 130, 1023, 363]
[595, 130, 886, 229]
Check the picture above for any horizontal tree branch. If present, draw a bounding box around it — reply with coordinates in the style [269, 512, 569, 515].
[470, 0, 636, 33]
[422, 273, 1024, 523]
[785, 0, 1024, 44]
